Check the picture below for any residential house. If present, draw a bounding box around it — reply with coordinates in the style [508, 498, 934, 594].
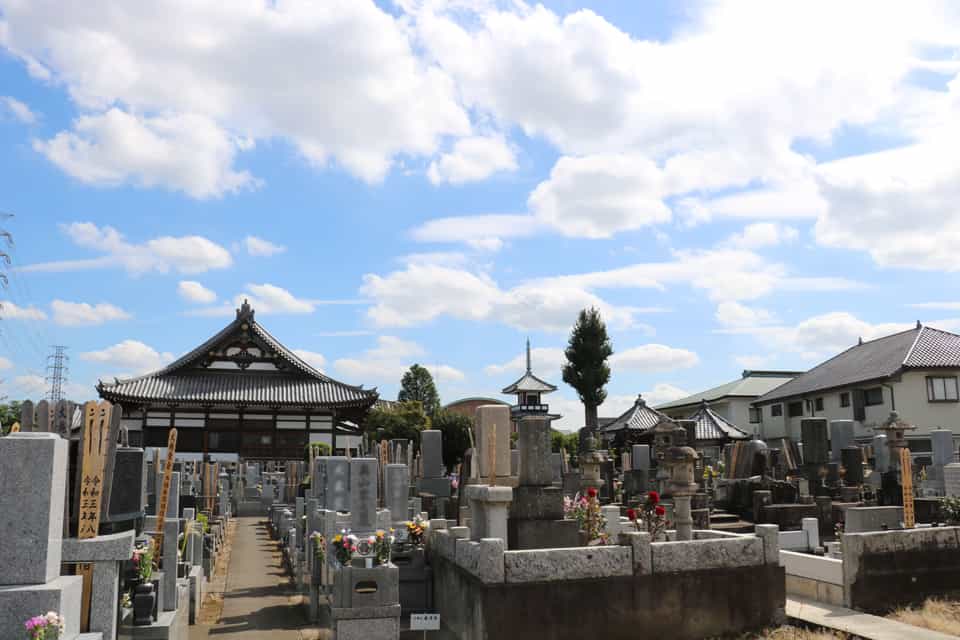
[751, 323, 960, 452]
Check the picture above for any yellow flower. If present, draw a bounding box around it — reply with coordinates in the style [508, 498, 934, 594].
[333, 534, 342, 543]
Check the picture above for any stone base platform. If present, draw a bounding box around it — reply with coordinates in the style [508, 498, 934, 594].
[118, 581, 189, 640]
[331, 604, 401, 640]
[508, 518, 579, 550]
[0, 575, 82, 640]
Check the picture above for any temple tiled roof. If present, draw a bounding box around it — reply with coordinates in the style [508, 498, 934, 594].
[756, 324, 960, 404]
[686, 401, 751, 442]
[599, 395, 672, 434]
[97, 301, 378, 409]
[501, 371, 558, 394]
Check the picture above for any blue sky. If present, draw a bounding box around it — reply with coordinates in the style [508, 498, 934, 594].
[2, 1, 960, 429]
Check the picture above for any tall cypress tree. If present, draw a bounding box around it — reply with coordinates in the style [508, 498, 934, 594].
[562, 307, 613, 439]
[398, 363, 441, 416]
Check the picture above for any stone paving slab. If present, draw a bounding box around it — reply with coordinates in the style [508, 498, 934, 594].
[786, 596, 958, 640]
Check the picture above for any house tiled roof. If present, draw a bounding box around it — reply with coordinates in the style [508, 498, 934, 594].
[686, 401, 751, 441]
[755, 325, 960, 404]
[656, 371, 803, 410]
[98, 301, 378, 409]
[600, 395, 672, 434]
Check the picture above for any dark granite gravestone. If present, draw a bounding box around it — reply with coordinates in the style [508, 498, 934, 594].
[599, 459, 615, 502]
[842, 446, 864, 485]
[101, 447, 147, 532]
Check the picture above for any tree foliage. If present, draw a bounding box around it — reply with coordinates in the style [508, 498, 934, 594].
[398, 364, 441, 415]
[562, 307, 613, 430]
[550, 429, 580, 467]
[430, 410, 472, 473]
[0, 401, 21, 435]
[365, 401, 431, 451]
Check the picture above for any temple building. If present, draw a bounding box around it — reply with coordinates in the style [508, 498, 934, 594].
[501, 340, 561, 432]
[97, 300, 379, 461]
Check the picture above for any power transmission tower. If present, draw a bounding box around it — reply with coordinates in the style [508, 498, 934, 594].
[45, 345, 69, 402]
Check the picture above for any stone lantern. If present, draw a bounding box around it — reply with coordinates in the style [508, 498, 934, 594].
[578, 431, 605, 494]
[653, 419, 699, 541]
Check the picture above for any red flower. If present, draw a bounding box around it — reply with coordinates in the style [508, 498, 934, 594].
[626, 508, 637, 521]
[647, 491, 660, 504]
[655, 505, 666, 517]
[587, 487, 598, 499]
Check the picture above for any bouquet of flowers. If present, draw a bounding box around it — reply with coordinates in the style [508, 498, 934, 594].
[131, 542, 154, 581]
[373, 529, 395, 565]
[941, 496, 960, 524]
[627, 491, 667, 540]
[405, 517, 427, 546]
[331, 531, 358, 566]
[310, 531, 326, 565]
[563, 488, 608, 545]
[24, 612, 64, 640]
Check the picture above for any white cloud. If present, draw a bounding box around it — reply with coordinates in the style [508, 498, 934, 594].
[427, 134, 517, 184]
[611, 344, 699, 373]
[715, 301, 776, 329]
[241, 283, 315, 314]
[34, 109, 255, 198]
[21, 222, 233, 275]
[333, 336, 464, 384]
[410, 214, 541, 252]
[244, 235, 286, 257]
[735, 355, 775, 369]
[178, 281, 217, 304]
[722, 223, 799, 250]
[1, 96, 36, 123]
[12, 374, 48, 396]
[909, 302, 960, 310]
[719, 311, 917, 359]
[361, 262, 640, 332]
[528, 154, 670, 238]
[0, 301, 47, 320]
[3, 1, 469, 190]
[483, 347, 565, 377]
[642, 383, 690, 406]
[51, 300, 132, 326]
[81, 339, 175, 376]
[0, 356, 12, 370]
[292, 349, 326, 372]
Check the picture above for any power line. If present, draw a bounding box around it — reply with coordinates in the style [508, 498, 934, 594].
[45, 345, 69, 402]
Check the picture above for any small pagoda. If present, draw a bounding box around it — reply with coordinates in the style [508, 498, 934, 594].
[501, 340, 561, 430]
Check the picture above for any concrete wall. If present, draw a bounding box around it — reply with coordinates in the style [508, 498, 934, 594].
[842, 526, 960, 613]
[755, 370, 960, 441]
[780, 550, 843, 606]
[430, 528, 784, 640]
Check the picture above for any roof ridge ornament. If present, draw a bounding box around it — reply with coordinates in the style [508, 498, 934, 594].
[236, 298, 254, 320]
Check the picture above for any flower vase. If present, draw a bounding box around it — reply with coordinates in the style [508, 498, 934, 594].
[133, 582, 156, 626]
[364, 557, 373, 569]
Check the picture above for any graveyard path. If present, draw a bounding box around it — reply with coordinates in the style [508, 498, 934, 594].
[189, 517, 325, 640]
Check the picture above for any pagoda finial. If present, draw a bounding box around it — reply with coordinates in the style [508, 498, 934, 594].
[636, 393, 645, 407]
[525, 337, 532, 374]
[917, 319, 922, 329]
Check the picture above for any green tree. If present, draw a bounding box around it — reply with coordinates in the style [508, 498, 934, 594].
[550, 429, 580, 468]
[562, 307, 613, 439]
[365, 401, 431, 451]
[398, 364, 441, 415]
[430, 410, 472, 473]
[0, 401, 21, 435]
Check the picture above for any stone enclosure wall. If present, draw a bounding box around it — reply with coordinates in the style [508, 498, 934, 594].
[842, 526, 960, 613]
[429, 528, 785, 640]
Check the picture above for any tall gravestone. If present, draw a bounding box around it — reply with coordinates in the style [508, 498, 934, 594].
[0, 433, 83, 638]
[385, 464, 409, 524]
[830, 420, 855, 463]
[328, 458, 350, 512]
[349, 458, 378, 534]
[508, 415, 578, 550]
[872, 434, 890, 473]
[476, 405, 512, 484]
[312, 456, 329, 505]
[418, 430, 451, 497]
[930, 429, 955, 488]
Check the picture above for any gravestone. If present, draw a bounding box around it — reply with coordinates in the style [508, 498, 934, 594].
[930, 429, 955, 487]
[350, 458, 378, 533]
[944, 463, 960, 498]
[328, 458, 351, 512]
[550, 452, 562, 484]
[476, 404, 511, 482]
[385, 464, 409, 524]
[600, 459, 615, 501]
[102, 446, 147, 530]
[632, 444, 650, 471]
[0, 433, 83, 639]
[417, 430, 451, 497]
[841, 447, 864, 485]
[872, 434, 890, 473]
[830, 420, 855, 463]
[312, 456, 329, 505]
[801, 419, 829, 464]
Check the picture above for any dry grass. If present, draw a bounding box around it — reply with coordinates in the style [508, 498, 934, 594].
[890, 598, 960, 636]
[752, 628, 848, 640]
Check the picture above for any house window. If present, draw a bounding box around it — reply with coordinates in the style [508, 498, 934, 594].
[863, 387, 884, 406]
[749, 407, 761, 423]
[839, 392, 850, 408]
[814, 397, 824, 411]
[926, 376, 959, 402]
[771, 404, 783, 417]
[788, 401, 804, 417]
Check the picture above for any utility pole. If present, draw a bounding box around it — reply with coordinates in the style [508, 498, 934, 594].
[45, 345, 69, 402]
